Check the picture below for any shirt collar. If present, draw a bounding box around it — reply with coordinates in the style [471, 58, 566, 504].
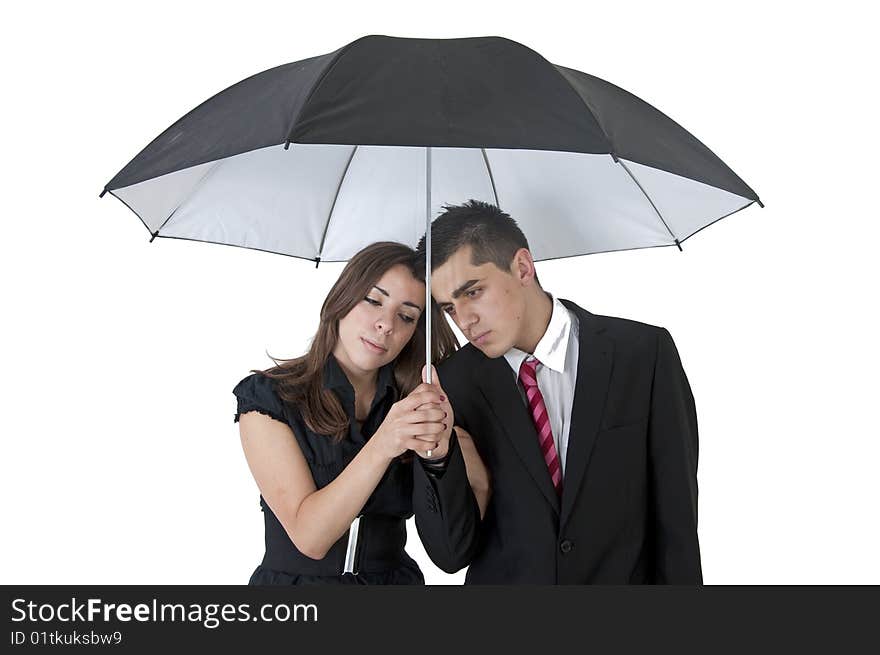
[322, 354, 397, 401]
[503, 294, 574, 376]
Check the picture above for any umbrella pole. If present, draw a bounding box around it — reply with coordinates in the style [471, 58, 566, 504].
[425, 146, 433, 385]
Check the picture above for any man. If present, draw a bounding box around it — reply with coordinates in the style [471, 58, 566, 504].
[412, 200, 702, 584]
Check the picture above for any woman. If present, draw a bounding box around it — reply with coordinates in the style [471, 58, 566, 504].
[233, 241, 478, 584]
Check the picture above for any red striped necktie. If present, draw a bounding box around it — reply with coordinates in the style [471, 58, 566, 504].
[518, 357, 563, 496]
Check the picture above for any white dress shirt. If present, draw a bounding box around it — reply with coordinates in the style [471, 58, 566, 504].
[503, 294, 580, 475]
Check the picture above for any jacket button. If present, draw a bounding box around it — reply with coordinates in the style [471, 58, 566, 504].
[560, 539, 573, 554]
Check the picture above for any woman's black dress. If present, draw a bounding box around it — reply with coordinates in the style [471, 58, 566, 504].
[233, 356, 423, 585]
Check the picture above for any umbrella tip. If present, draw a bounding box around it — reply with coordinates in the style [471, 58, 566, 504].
[314, 256, 321, 268]
[99, 188, 107, 199]
[757, 199, 765, 208]
[674, 238, 683, 252]
[150, 231, 159, 243]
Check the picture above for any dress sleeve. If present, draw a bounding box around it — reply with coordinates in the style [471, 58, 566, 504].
[232, 373, 288, 424]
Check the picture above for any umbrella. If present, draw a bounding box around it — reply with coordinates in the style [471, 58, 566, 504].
[102, 35, 762, 382]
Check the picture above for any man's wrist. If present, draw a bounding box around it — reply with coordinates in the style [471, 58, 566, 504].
[421, 450, 451, 468]
[419, 430, 457, 474]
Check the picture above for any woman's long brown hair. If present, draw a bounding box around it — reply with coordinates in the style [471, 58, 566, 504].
[259, 241, 458, 441]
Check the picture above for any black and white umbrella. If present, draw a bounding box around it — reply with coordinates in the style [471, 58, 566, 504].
[103, 35, 761, 380]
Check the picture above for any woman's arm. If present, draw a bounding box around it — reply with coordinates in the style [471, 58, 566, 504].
[239, 412, 391, 560]
[238, 386, 447, 561]
[455, 426, 491, 519]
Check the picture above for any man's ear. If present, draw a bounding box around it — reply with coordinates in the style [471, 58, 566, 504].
[511, 247, 537, 285]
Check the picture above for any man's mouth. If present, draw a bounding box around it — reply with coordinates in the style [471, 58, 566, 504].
[470, 331, 491, 345]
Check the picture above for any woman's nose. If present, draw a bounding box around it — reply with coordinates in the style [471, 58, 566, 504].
[375, 314, 393, 333]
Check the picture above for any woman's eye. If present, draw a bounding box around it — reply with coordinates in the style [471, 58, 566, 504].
[399, 314, 416, 324]
[364, 297, 381, 306]
[466, 288, 481, 298]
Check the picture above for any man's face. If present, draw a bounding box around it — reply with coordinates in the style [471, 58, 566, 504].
[432, 246, 528, 359]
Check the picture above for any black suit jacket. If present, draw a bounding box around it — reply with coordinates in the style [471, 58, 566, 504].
[412, 300, 702, 584]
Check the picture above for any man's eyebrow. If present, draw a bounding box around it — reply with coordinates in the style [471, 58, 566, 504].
[452, 279, 481, 298]
[374, 286, 423, 312]
[437, 279, 482, 307]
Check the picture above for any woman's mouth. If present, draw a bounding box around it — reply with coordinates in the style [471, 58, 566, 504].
[361, 337, 388, 354]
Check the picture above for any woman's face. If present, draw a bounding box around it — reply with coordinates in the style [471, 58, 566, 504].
[333, 264, 425, 377]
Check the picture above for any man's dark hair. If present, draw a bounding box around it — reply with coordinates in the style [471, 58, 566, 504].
[415, 200, 538, 284]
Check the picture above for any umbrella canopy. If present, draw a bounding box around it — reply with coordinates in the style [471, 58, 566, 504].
[103, 35, 761, 263]
[104, 35, 761, 382]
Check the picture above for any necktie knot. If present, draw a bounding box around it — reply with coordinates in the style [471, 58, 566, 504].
[518, 357, 541, 388]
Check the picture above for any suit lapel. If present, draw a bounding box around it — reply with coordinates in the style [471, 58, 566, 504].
[559, 300, 614, 526]
[477, 356, 561, 515]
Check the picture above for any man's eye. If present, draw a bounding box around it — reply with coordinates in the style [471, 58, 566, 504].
[444, 306, 456, 316]
[466, 288, 481, 298]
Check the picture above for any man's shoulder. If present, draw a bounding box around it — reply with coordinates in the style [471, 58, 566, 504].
[438, 343, 485, 379]
[593, 312, 665, 339]
[561, 299, 667, 348]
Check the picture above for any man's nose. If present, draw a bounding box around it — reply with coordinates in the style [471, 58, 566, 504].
[460, 308, 478, 331]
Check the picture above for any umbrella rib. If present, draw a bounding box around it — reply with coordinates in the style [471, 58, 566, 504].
[480, 148, 500, 208]
[615, 158, 682, 250]
[283, 37, 369, 149]
[551, 65, 615, 153]
[315, 145, 359, 263]
[152, 160, 224, 240]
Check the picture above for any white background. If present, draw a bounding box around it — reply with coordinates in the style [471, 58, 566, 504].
[2, 1, 878, 584]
